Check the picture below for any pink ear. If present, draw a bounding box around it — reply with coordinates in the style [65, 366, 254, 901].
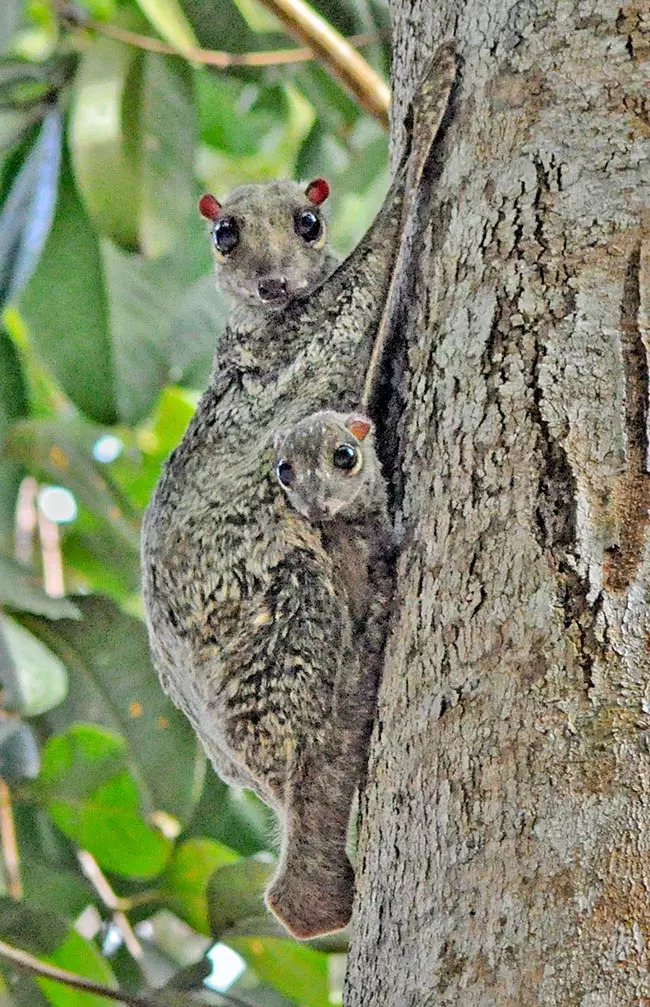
[305, 178, 329, 205]
[198, 194, 221, 221]
[346, 416, 372, 441]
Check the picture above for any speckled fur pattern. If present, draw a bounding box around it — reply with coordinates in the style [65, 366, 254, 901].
[141, 42, 457, 939]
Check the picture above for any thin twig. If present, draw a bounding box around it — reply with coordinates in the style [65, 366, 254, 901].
[0, 938, 253, 1007]
[76, 850, 142, 960]
[61, 6, 389, 73]
[0, 780, 22, 899]
[255, 0, 390, 126]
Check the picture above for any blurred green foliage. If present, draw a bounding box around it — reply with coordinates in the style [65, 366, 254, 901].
[0, 0, 389, 1001]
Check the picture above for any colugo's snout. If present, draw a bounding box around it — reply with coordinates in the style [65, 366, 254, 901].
[257, 276, 288, 304]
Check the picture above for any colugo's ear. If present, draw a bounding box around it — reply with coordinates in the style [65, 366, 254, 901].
[198, 194, 221, 221]
[345, 415, 373, 441]
[305, 178, 330, 205]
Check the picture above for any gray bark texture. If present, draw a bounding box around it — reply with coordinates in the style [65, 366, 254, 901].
[345, 2, 650, 1004]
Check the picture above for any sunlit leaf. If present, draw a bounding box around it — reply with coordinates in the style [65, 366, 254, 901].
[39, 723, 172, 879]
[68, 35, 140, 250]
[70, 36, 195, 257]
[134, 0, 197, 51]
[2, 615, 68, 715]
[139, 54, 195, 257]
[0, 110, 62, 312]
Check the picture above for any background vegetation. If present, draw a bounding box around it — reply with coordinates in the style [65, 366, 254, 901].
[0, 0, 390, 1001]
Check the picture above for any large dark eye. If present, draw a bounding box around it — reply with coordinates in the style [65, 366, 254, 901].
[294, 209, 322, 244]
[213, 217, 239, 255]
[276, 460, 294, 487]
[333, 444, 358, 471]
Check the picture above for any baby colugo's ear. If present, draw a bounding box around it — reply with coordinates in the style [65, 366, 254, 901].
[198, 194, 221, 220]
[304, 179, 330, 205]
[345, 416, 373, 441]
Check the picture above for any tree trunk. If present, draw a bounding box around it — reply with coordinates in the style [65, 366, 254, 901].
[345, 2, 650, 1003]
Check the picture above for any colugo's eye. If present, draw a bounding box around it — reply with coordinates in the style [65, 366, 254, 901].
[332, 444, 359, 472]
[294, 209, 322, 244]
[213, 217, 239, 255]
[276, 460, 295, 487]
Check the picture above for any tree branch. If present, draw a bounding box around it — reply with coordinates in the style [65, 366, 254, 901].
[56, 3, 384, 93]
[255, 0, 390, 126]
[0, 780, 22, 900]
[0, 938, 252, 1007]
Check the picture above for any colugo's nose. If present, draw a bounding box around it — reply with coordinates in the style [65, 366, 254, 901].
[257, 276, 288, 302]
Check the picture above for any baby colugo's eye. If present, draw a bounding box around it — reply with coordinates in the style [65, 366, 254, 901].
[276, 460, 295, 487]
[332, 444, 359, 472]
[213, 217, 240, 255]
[294, 210, 322, 244]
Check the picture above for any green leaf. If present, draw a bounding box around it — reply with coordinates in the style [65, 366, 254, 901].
[12, 803, 98, 917]
[0, 557, 80, 620]
[68, 36, 140, 250]
[160, 838, 239, 935]
[207, 858, 274, 939]
[138, 55, 195, 258]
[1, 615, 68, 715]
[38, 930, 118, 1007]
[0, 110, 62, 312]
[134, 0, 197, 50]
[21, 858, 95, 919]
[197, 75, 278, 158]
[70, 37, 196, 257]
[18, 596, 202, 823]
[180, 0, 254, 53]
[20, 159, 116, 425]
[0, 327, 28, 429]
[0, 897, 67, 955]
[39, 723, 172, 879]
[228, 937, 330, 1007]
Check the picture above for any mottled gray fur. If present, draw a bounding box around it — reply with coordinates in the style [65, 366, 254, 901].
[141, 42, 457, 939]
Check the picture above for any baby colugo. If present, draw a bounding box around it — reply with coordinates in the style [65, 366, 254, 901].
[274, 409, 394, 667]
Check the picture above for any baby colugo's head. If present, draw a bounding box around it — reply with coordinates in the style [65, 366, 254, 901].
[199, 178, 334, 311]
[273, 411, 383, 522]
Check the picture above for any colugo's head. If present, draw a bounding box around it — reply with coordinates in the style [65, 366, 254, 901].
[199, 178, 331, 310]
[273, 411, 381, 522]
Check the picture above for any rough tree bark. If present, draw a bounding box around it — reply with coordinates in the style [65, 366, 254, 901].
[345, 2, 650, 1004]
